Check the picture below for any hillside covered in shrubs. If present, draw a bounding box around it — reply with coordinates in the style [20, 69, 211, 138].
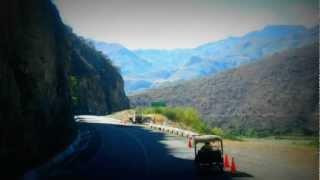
[130, 44, 318, 136]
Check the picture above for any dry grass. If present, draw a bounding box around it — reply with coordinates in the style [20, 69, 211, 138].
[224, 139, 318, 180]
[146, 114, 167, 125]
[108, 109, 135, 122]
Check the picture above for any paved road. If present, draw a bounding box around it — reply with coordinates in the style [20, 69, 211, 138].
[50, 116, 233, 180]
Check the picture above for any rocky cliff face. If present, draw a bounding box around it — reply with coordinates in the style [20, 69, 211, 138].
[0, 0, 129, 175]
[0, 0, 75, 174]
[68, 35, 129, 115]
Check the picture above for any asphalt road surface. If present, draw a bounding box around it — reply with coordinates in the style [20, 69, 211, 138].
[46, 115, 317, 180]
[49, 116, 234, 180]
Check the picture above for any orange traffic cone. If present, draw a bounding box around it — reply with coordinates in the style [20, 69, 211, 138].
[224, 154, 230, 169]
[188, 137, 192, 148]
[231, 157, 237, 174]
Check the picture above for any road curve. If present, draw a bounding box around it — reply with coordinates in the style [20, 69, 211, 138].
[50, 116, 232, 180]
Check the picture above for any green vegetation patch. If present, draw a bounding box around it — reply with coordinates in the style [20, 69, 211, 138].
[136, 106, 209, 133]
[136, 106, 243, 142]
[68, 75, 80, 105]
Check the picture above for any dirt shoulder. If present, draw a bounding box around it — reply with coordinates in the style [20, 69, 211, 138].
[224, 139, 318, 180]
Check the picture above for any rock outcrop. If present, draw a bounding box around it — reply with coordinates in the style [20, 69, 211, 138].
[68, 35, 129, 115]
[0, 0, 129, 176]
[1, 0, 75, 174]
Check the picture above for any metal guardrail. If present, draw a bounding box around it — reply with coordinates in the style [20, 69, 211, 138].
[146, 123, 199, 137]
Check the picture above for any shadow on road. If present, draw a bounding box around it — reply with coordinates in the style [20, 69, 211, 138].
[231, 171, 254, 178]
[48, 122, 252, 180]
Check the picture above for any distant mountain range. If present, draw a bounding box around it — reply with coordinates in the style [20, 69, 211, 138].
[93, 42, 152, 76]
[130, 44, 319, 135]
[93, 25, 318, 94]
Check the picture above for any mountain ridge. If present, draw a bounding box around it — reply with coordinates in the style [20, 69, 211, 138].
[93, 25, 318, 94]
[130, 44, 319, 135]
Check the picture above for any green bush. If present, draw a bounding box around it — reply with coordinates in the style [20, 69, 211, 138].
[68, 75, 79, 105]
[244, 128, 258, 137]
[136, 106, 244, 141]
[211, 127, 224, 136]
[136, 106, 209, 134]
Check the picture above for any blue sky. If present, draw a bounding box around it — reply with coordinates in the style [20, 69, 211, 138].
[54, 0, 318, 49]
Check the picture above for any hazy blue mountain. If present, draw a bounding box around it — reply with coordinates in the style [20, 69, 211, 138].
[170, 25, 318, 80]
[133, 49, 193, 70]
[93, 41, 156, 93]
[93, 25, 318, 94]
[93, 41, 152, 76]
[194, 25, 313, 59]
